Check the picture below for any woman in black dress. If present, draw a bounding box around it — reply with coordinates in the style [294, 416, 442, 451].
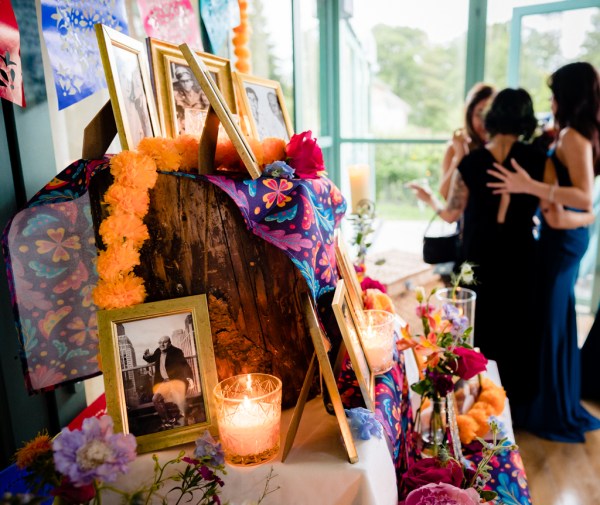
[411, 88, 545, 402]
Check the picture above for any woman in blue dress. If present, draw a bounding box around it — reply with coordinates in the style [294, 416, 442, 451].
[488, 62, 600, 442]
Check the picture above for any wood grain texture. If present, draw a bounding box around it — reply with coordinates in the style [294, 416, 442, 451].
[89, 169, 318, 408]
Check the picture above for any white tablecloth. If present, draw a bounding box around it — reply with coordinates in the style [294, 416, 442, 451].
[112, 396, 398, 505]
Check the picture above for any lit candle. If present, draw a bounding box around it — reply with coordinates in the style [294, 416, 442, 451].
[348, 164, 371, 213]
[359, 310, 396, 375]
[214, 373, 282, 466]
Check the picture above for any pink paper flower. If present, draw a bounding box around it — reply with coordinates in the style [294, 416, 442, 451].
[405, 483, 480, 505]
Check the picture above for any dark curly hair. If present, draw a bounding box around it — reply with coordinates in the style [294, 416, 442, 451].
[548, 62, 600, 174]
[484, 88, 538, 141]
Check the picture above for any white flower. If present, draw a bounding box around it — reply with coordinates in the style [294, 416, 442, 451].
[415, 286, 426, 303]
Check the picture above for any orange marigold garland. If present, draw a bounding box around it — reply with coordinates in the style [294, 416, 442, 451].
[138, 137, 182, 172]
[456, 378, 507, 444]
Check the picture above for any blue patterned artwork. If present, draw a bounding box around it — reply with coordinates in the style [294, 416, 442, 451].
[40, 0, 128, 110]
[200, 0, 240, 54]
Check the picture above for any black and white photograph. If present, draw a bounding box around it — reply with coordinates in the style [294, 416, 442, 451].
[234, 73, 293, 141]
[95, 24, 161, 150]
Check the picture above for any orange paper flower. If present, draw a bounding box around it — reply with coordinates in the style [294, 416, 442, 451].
[99, 214, 149, 248]
[103, 183, 150, 217]
[96, 241, 141, 281]
[456, 415, 479, 445]
[261, 137, 287, 165]
[175, 134, 200, 172]
[110, 151, 158, 190]
[363, 288, 396, 313]
[93, 273, 147, 310]
[138, 137, 181, 172]
[214, 137, 243, 171]
[478, 388, 506, 416]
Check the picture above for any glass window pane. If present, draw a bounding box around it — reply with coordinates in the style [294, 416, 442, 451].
[344, 0, 469, 140]
[296, 1, 320, 134]
[249, 0, 294, 124]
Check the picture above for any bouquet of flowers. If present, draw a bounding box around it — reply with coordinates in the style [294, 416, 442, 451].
[6, 417, 231, 505]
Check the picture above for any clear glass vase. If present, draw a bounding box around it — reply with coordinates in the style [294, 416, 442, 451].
[416, 393, 462, 459]
[435, 287, 476, 346]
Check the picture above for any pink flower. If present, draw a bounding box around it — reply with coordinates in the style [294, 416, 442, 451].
[401, 456, 464, 496]
[285, 131, 325, 179]
[361, 276, 387, 293]
[453, 347, 488, 380]
[405, 483, 480, 505]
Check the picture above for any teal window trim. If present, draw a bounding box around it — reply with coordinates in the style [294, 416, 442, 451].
[508, 0, 600, 87]
[465, 0, 487, 95]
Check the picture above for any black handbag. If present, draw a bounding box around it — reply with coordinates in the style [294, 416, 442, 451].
[422, 213, 460, 264]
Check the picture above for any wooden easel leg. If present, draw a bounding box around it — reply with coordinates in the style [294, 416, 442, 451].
[82, 100, 117, 159]
[281, 352, 317, 462]
[281, 294, 359, 464]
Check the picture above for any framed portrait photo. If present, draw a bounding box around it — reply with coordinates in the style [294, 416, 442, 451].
[95, 24, 161, 150]
[332, 279, 375, 412]
[147, 38, 236, 139]
[233, 72, 293, 141]
[97, 295, 218, 454]
[179, 43, 262, 179]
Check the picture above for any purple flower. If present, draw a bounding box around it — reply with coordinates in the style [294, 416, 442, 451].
[263, 160, 295, 179]
[426, 369, 454, 396]
[345, 407, 383, 440]
[193, 430, 225, 467]
[52, 415, 136, 487]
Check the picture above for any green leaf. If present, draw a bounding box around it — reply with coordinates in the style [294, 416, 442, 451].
[479, 490, 497, 501]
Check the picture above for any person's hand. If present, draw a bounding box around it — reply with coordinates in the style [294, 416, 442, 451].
[143, 348, 150, 357]
[486, 158, 532, 194]
[187, 378, 194, 389]
[451, 128, 471, 160]
[406, 181, 433, 204]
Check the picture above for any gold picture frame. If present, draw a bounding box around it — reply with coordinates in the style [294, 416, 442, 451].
[332, 279, 375, 412]
[334, 231, 364, 316]
[233, 72, 293, 141]
[147, 38, 236, 139]
[97, 295, 219, 454]
[179, 43, 262, 179]
[95, 24, 161, 150]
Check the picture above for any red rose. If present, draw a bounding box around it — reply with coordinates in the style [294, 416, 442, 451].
[360, 276, 387, 293]
[401, 457, 464, 498]
[454, 347, 488, 380]
[285, 130, 325, 179]
[52, 476, 96, 504]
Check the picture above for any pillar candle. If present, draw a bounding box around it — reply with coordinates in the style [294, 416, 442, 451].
[348, 164, 371, 213]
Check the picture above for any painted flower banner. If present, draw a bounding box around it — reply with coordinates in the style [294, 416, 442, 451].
[40, 0, 128, 110]
[137, 0, 202, 50]
[0, 0, 25, 107]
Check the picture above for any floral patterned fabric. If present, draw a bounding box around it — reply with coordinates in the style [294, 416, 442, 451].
[2, 160, 345, 392]
[464, 446, 532, 505]
[2, 159, 107, 392]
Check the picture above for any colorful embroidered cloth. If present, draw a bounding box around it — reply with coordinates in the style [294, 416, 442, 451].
[464, 445, 532, 505]
[2, 159, 345, 392]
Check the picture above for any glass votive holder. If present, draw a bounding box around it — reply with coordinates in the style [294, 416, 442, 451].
[435, 287, 476, 346]
[359, 309, 396, 375]
[213, 373, 282, 466]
